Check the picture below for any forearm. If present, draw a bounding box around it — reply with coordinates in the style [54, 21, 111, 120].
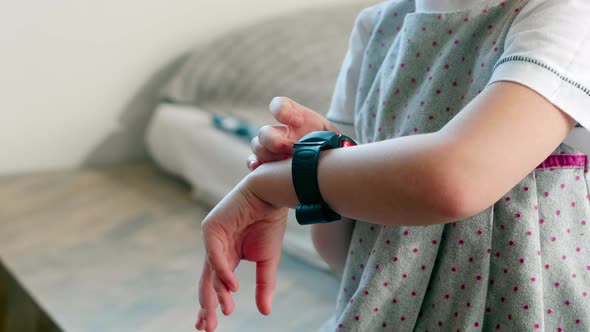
[250, 82, 577, 227]
[249, 132, 458, 226]
[311, 219, 354, 276]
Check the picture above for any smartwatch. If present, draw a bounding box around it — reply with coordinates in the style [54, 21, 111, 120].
[292, 131, 357, 225]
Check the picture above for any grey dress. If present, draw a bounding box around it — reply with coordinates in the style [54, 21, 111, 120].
[321, 0, 590, 330]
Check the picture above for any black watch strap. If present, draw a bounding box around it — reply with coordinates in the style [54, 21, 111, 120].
[291, 131, 356, 225]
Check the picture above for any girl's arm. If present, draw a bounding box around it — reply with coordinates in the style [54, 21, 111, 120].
[251, 81, 577, 226]
[197, 80, 576, 330]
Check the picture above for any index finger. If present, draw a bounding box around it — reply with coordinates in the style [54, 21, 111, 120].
[197, 261, 219, 331]
[202, 231, 239, 292]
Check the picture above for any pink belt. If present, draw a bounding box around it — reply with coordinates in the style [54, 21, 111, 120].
[536, 154, 587, 170]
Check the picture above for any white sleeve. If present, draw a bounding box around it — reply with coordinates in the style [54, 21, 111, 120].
[326, 5, 381, 140]
[486, 0, 590, 153]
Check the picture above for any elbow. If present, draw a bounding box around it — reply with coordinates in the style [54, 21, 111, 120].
[426, 160, 490, 223]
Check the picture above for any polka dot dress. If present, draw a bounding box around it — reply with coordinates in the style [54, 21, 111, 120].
[321, 0, 590, 331]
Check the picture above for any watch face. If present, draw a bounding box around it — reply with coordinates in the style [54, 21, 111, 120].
[299, 131, 338, 143]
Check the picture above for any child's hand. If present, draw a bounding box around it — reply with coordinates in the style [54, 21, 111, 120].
[247, 97, 337, 170]
[196, 175, 288, 332]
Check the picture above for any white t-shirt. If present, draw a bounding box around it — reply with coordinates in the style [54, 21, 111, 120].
[328, 0, 590, 153]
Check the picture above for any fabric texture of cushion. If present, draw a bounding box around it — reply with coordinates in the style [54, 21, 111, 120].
[160, 2, 375, 125]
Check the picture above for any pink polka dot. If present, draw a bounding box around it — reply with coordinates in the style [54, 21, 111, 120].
[523, 304, 529, 310]
[531, 277, 536, 282]
[474, 322, 480, 327]
[413, 248, 419, 253]
[556, 210, 561, 216]
[576, 319, 582, 324]
[524, 186, 529, 191]
[545, 264, 551, 270]
[545, 192, 550, 197]
[505, 197, 511, 202]
[539, 219, 545, 224]
[548, 309, 553, 314]
[403, 274, 408, 278]
[400, 316, 406, 321]
[535, 323, 540, 329]
[373, 307, 379, 312]
[520, 258, 525, 264]
[555, 282, 561, 288]
[458, 239, 465, 245]
[565, 300, 571, 305]
[392, 298, 397, 304]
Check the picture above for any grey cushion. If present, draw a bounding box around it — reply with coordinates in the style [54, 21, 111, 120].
[161, 2, 372, 125]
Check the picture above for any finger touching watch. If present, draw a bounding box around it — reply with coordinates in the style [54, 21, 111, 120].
[291, 131, 357, 225]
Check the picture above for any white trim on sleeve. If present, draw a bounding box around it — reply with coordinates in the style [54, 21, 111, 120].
[488, 57, 590, 154]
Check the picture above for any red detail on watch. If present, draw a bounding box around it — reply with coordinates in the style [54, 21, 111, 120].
[341, 141, 355, 148]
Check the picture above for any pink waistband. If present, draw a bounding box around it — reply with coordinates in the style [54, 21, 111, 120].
[536, 154, 587, 170]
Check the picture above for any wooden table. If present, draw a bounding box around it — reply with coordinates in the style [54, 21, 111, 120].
[0, 164, 339, 332]
[0, 259, 61, 332]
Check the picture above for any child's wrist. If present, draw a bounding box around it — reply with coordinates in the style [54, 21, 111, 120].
[247, 158, 298, 210]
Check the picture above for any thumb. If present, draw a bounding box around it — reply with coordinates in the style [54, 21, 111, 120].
[268, 97, 307, 128]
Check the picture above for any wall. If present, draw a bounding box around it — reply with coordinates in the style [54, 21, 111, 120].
[0, 0, 361, 175]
